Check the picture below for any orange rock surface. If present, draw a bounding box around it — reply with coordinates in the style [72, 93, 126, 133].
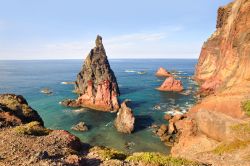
[156, 77, 184, 92]
[155, 67, 172, 77]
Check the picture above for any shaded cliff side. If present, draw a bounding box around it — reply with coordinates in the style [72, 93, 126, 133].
[75, 35, 120, 112]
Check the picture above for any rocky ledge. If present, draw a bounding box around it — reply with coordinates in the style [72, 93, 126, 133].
[62, 35, 120, 112]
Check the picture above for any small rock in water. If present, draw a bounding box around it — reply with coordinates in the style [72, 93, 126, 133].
[40, 88, 53, 95]
[153, 104, 161, 110]
[125, 142, 135, 150]
[71, 122, 88, 132]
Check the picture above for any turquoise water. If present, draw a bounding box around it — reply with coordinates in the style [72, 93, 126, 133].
[0, 59, 197, 154]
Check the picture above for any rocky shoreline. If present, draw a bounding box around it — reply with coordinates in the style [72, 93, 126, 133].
[0, 94, 204, 166]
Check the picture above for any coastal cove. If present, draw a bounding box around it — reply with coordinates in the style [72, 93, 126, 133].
[0, 59, 198, 153]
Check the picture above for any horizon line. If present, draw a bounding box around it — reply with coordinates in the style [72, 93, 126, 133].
[0, 58, 198, 61]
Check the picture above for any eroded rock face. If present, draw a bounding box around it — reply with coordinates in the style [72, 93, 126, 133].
[155, 67, 172, 77]
[156, 77, 184, 92]
[192, 0, 250, 118]
[0, 94, 44, 127]
[195, 0, 250, 96]
[114, 100, 135, 134]
[75, 35, 120, 112]
[171, 1, 250, 164]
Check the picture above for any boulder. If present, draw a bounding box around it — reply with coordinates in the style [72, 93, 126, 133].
[156, 77, 184, 92]
[75, 35, 120, 112]
[155, 67, 172, 77]
[114, 100, 135, 134]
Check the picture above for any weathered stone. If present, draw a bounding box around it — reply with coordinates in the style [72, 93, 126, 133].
[0, 94, 44, 127]
[114, 100, 135, 134]
[156, 77, 184, 92]
[75, 35, 120, 112]
[71, 122, 88, 132]
[155, 67, 172, 77]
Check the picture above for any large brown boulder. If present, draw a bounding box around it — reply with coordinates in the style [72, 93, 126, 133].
[0, 94, 44, 127]
[114, 100, 135, 134]
[156, 77, 184, 92]
[155, 67, 172, 77]
[75, 35, 120, 112]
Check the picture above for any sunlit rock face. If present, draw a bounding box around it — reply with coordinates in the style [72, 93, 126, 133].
[193, 0, 250, 118]
[195, 0, 250, 95]
[75, 35, 120, 112]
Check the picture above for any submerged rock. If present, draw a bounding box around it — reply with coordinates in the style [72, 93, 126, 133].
[40, 88, 53, 95]
[114, 100, 135, 134]
[60, 99, 80, 107]
[75, 35, 120, 112]
[71, 122, 88, 132]
[156, 77, 184, 92]
[155, 67, 172, 77]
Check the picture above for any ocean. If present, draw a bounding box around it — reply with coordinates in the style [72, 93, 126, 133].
[0, 59, 198, 154]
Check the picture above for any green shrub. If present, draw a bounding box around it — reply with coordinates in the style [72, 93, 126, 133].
[242, 100, 250, 116]
[126, 152, 200, 166]
[14, 121, 51, 136]
[89, 146, 127, 160]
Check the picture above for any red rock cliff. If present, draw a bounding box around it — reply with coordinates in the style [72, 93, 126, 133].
[75, 35, 120, 112]
[194, 0, 250, 118]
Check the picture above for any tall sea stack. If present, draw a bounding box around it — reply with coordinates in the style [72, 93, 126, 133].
[75, 35, 120, 112]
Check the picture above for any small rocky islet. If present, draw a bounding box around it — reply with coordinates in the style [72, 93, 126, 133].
[1, 0, 250, 165]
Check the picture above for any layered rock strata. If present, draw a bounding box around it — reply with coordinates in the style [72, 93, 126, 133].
[62, 35, 120, 112]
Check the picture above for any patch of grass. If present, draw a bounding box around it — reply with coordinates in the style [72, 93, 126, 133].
[231, 123, 250, 134]
[14, 121, 51, 136]
[230, 122, 250, 141]
[242, 100, 250, 116]
[125, 152, 200, 166]
[89, 146, 127, 160]
[213, 140, 250, 155]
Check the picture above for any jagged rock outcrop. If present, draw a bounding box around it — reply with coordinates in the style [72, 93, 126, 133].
[0, 94, 44, 127]
[114, 100, 135, 134]
[155, 67, 172, 77]
[156, 77, 184, 92]
[74, 35, 120, 112]
[194, 0, 250, 117]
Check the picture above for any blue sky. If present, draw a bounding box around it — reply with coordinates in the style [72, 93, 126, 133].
[0, 0, 232, 60]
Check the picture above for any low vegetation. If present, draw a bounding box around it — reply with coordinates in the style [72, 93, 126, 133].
[14, 121, 51, 136]
[242, 100, 250, 116]
[213, 140, 250, 155]
[89, 146, 127, 160]
[125, 152, 200, 166]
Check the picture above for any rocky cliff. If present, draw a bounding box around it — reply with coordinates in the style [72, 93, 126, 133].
[170, 0, 250, 165]
[75, 35, 120, 112]
[194, 0, 250, 118]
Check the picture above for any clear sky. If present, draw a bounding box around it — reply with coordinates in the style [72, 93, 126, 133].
[0, 0, 233, 60]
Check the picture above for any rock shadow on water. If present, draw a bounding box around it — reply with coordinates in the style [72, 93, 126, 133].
[133, 115, 154, 133]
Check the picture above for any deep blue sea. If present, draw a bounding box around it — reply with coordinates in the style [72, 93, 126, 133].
[0, 59, 198, 154]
